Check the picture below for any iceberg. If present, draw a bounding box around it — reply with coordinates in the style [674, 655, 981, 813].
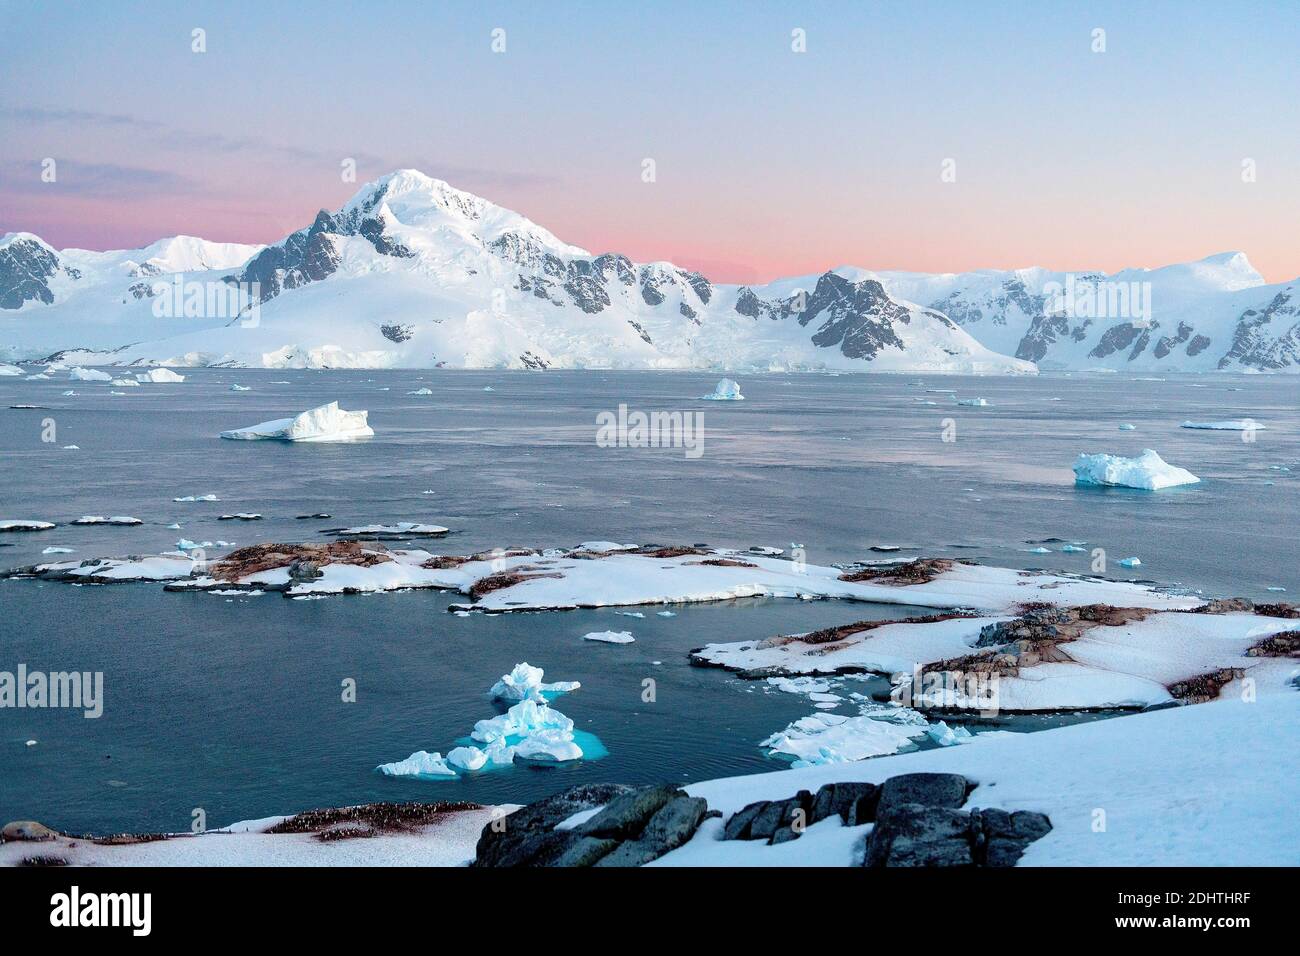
[1072, 449, 1200, 490]
[489, 662, 581, 702]
[761, 711, 927, 766]
[0, 520, 56, 532]
[1181, 419, 1265, 431]
[230, 384, 250, 392]
[220, 401, 374, 442]
[0, 363, 24, 376]
[701, 378, 744, 401]
[135, 368, 185, 383]
[446, 746, 488, 772]
[956, 397, 990, 407]
[1119, 557, 1142, 568]
[471, 699, 574, 744]
[514, 729, 584, 763]
[376, 750, 456, 778]
[68, 367, 111, 382]
[72, 516, 143, 526]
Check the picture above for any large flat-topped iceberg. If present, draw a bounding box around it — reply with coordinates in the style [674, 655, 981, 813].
[220, 401, 374, 442]
[1073, 449, 1200, 490]
[135, 367, 185, 383]
[1181, 419, 1265, 431]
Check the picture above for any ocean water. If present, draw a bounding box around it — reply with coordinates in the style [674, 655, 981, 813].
[1, 369, 1296, 833]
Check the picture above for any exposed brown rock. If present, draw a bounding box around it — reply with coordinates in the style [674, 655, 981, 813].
[633, 545, 710, 559]
[469, 568, 564, 600]
[1167, 668, 1244, 703]
[1254, 603, 1300, 619]
[210, 540, 392, 583]
[1193, 597, 1256, 614]
[420, 548, 537, 570]
[794, 613, 975, 646]
[838, 558, 955, 586]
[686, 558, 758, 568]
[1247, 631, 1300, 657]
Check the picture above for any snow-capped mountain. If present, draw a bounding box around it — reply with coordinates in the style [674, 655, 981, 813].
[869, 253, 1299, 372]
[1, 169, 1295, 372]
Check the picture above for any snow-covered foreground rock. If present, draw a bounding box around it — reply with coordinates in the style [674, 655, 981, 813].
[219, 401, 374, 442]
[1073, 449, 1200, 490]
[657, 692, 1300, 867]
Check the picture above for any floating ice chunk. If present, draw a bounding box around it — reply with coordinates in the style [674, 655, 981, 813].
[472, 699, 574, 744]
[446, 746, 488, 772]
[407, 387, 433, 395]
[72, 515, 142, 526]
[68, 367, 111, 382]
[1118, 424, 1136, 430]
[1267, 586, 1286, 592]
[376, 750, 457, 778]
[1119, 557, 1142, 568]
[583, 630, 635, 644]
[218, 513, 262, 521]
[617, 611, 645, 619]
[1181, 419, 1266, 431]
[61, 390, 77, 396]
[1061, 544, 1086, 553]
[657, 610, 677, 618]
[748, 546, 784, 556]
[0, 520, 55, 532]
[926, 721, 974, 747]
[1073, 449, 1200, 490]
[0, 363, 23, 376]
[175, 538, 215, 551]
[767, 676, 831, 695]
[489, 662, 581, 702]
[135, 368, 185, 383]
[230, 384, 250, 392]
[701, 378, 744, 401]
[220, 401, 374, 442]
[956, 397, 990, 407]
[174, 494, 219, 502]
[325, 522, 448, 537]
[1026, 546, 1051, 554]
[110, 378, 140, 387]
[514, 729, 584, 763]
[42, 547, 76, 554]
[761, 711, 926, 766]
[483, 386, 494, 392]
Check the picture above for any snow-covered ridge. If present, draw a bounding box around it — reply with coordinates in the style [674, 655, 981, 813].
[3, 169, 1296, 372]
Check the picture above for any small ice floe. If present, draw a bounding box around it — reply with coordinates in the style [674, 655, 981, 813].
[1118, 424, 1136, 431]
[61, 390, 77, 396]
[489, 662, 581, 703]
[584, 630, 635, 644]
[0, 520, 55, 533]
[761, 708, 928, 767]
[1181, 419, 1266, 431]
[25, 739, 37, 747]
[1061, 544, 1087, 553]
[62, 445, 78, 450]
[956, 397, 990, 407]
[220, 402, 373, 442]
[230, 384, 250, 392]
[657, 610, 677, 618]
[1118, 557, 1142, 568]
[1073, 449, 1200, 490]
[72, 516, 143, 526]
[175, 539, 215, 551]
[617, 611, 645, 618]
[109, 378, 140, 387]
[0, 363, 23, 376]
[42, 547, 76, 555]
[701, 378, 744, 401]
[1025, 546, 1051, 554]
[748, 546, 784, 556]
[174, 494, 219, 502]
[24, 374, 49, 381]
[296, 513, 331, 519]
[482, 386, 495, 392]
[324, 522, 448, 538]
[218, 513, 263, 521]
[135, 368, 185, 383]
[408, 388, 433, 395]
[377, 751, 457, 778]
[1266, 586, 1286, 592]
[166, 523, 182, 530]
[926, 721, 975, 747]
[68, 367, 111, 382]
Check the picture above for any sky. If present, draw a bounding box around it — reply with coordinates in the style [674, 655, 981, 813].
[1, 0, 1297, 283]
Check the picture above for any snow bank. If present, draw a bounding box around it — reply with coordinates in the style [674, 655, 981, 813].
[220, 401, 374, 442]
[1073, 449, 1200, 490]
[701, 378, 744, 400]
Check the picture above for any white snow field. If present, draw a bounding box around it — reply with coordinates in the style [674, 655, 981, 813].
[5, 693, 1294, 867]
[219, 401, 374, 442]
[1072, 449, 1201, 490]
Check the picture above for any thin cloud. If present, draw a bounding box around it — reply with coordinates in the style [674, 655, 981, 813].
[0, 159, 200, 198]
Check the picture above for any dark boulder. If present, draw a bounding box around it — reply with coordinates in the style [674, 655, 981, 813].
[810, 782, 879, 826]
[874, 773, 971, 817]
[577, 784, 683, 841]
[594, 796, 709, 866]
[864, 805, 976, 867]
